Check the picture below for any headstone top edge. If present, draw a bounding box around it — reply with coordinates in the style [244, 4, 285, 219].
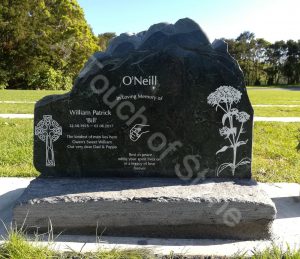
[106, 18, 211, 56]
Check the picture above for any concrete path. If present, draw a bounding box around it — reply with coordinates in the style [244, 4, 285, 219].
[2, 102, 300, 106]
[0, 177, 299, 257]
[3, 102, 300, 107]
[248, 87, 300, 91]
[0, 178, 34, 232]
[253, 104, 300, 107]
[254, 117, 300, 122]
[2, 114, 300, 122]
[0, 114, 34, 119]
[0, 101, 36, 104]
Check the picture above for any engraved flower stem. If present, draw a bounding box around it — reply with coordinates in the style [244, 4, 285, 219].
[221, 101, 245, 175]
[227, 102, 237, 175]
[219, 103, 237, 174]
[236, 122, 244, 144]
[217, 104, 227, 113]
[216, 101, 243, 175]
[232, 142, 237, 175]
[232, 122, 245, 175]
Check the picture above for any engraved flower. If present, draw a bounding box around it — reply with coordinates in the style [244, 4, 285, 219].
[219, 126, 230, 136]
[220, 126, 237, 138]
[219, 126, 236, 138]
[236, 111, 250, 123]
[221, 108, 239, 125]
[229, 108, 239, 116]
[207, 86, 242, 107]
[207, 86, 250, 177]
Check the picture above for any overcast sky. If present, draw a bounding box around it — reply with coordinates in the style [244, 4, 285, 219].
[78, 0, 300, 43]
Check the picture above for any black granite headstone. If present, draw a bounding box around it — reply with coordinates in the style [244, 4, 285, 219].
[34, 18, 253, 178]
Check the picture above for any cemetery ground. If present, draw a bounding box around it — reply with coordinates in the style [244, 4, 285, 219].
[0, 230, 300, 259]
[1, 88, 300, 183]
[1, 230, 300, 259]
[1, 87, 300, 258]
[1, 119, 300, 182]
[2, 88, 300, 116]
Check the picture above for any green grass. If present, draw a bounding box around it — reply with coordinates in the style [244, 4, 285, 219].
[246, 245, 300, 259]
[254, 107, 300, 117]
[0, 90, 67, 102]
[1, 118, 300, 183]
[252, 122, 300, 183]
[0, 119, 38, 177]
[247, 88, 300, 105]
[2, 104, 299, 117]
[1, 89, 300, 117]
[0, 231, 55, 259]
[0, 229, 153, 259]
[0, 103, 34, 114]
[0, 90, 66, 114]
[0, 88, 299, 105]
[1, 88, 300, 181]
[1, 229, 300, 258]
[247, 84, 300, 88]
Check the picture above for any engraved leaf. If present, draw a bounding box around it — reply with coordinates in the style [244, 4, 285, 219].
[238, 160, 251, 166]
[216, 162, 234, 176]
[216, 145, 232, 155]
[222, 109, 238, 125]
[222, 113, 230, 125]
[236, 158, 251, 168]
[236, 140, 248, 147]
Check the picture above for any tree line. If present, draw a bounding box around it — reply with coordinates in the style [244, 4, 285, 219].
[0, 0, 115, 90]
[1, 1, 299, 90]
[224, 32, 300, 86]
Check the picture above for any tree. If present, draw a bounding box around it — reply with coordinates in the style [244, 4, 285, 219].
[252, 38, 270, 85]
[264, 41, 286, 85]
[234, 32, 256, 85]
[225, 33, 300, 86]
[98, 33, 116, 51]
[0, 0, 99, 89]
[282, 40, 300, 84]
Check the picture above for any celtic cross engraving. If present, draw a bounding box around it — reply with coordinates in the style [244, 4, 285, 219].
[35, 115, 62, 167]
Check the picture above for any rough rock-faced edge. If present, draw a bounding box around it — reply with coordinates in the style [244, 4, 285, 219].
[105, 18, 210, 55]
[13, 178, 276, 240]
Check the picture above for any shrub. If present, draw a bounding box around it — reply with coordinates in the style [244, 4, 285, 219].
[0, 69, 9, 90]
[28, 66, 72, 90]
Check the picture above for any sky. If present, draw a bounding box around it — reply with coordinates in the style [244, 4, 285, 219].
[78, 0, 300, 43]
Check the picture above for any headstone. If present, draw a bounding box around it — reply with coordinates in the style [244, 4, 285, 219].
[34, 17, 253, 178]
[15, 18, 276, 240]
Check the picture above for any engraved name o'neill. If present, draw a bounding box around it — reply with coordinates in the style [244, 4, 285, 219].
[122, 76, 158, 86]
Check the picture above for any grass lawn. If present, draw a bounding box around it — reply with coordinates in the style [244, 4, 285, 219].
[0, 119, 37, 177]
[247, 88, 300, 105]
[0, 90, 66, 102]
[1, 230, 300, 259]
[0, 230, 154, 259]
[253, 122, 300, 183]
[1, 89, 300, 116]
[1, 118, 300, 183]
[1, 88, 299, 105]
[0, 103, 34, 114]
[247, 84, 300, 89]
[254, 106, 300, 117]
